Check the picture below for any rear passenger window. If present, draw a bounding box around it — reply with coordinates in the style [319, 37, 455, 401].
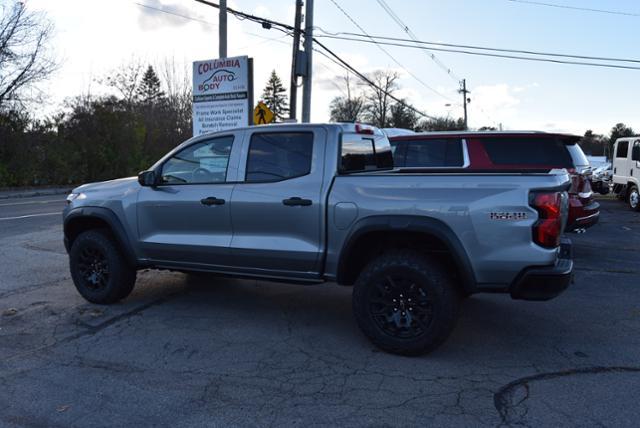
[245, 132, 313, 182]
[482, 137, 573, 167]
[398, 139, 464, 167]
[374, 137, 394, 169]
[341, 138, 376, 172]
[616, 141, 629, 158]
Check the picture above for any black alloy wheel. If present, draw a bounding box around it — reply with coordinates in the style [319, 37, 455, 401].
[77, 245, 110, 290]
[368, 275, 434, 340]
[352, 250, 460, 356]
[69, 230, 137, 304]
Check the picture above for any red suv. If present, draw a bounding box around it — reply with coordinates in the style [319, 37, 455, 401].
[389, 131, 599, 231]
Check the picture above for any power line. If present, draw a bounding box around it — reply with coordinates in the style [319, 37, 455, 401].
[193, 0, 296, 33]
[134, 2, 293, 48]
[314, 30, 640, 65]
[312, 37, 437, 120]
[190, 0, 436, 119]
[134, 2, 216, 27]
[506, 0, 640, 17]
[374, 0, 474, 123]
[313, 51, 349, 97]
[314, 34, 640, 71]
[327, 0, 454, 102]
[374, 0, 461, 82]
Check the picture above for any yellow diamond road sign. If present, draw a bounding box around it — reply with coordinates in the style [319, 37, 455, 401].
[254, 101, 274, 125]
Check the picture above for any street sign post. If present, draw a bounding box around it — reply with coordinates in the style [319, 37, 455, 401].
[192, 56, 253, 136]
[253, 101, 274, 125]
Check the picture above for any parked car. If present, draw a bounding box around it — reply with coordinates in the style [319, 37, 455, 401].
[591, 162, 612, 195]
[390, 131, 599, 231]
[611, 137, 640, 211]
[63, 123, 573, 356]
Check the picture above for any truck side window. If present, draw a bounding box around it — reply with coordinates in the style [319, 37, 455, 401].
[161, 136, 234, 184]
[617, 141, 629, 158]
[401, 138, 463, 167]
[245, 132, 314, 182]
[341, 136, 393, 172]
[632, 141, 640, 161]
[341, 138, 376, 172]
[482, 137, 573, 167]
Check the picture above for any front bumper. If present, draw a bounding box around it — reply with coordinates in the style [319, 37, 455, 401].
[509, 238, 573, 301]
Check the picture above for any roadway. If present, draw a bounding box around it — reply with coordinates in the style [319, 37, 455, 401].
[0, 194, 639, 426]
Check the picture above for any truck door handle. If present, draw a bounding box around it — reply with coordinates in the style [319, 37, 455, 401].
[282, 197, 312, 206]
[200, 196, 225, 206]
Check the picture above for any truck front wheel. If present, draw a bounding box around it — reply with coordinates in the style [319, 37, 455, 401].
[352, 250, 460, 356]
[69, 230, 137, 304]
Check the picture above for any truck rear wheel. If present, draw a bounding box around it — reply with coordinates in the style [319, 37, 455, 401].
[69, 230, 137, 304]
[629, 185, 640, 212]
[352, 250, 460, 356]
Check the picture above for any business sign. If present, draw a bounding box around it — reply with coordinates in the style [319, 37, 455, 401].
[192, 56, 253, 136]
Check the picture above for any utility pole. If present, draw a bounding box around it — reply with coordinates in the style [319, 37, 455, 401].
[459, 79, 470, 130]
[289, 0, 304, 120]
[301, 0, 314, 122]
[219, 0, 227, 58]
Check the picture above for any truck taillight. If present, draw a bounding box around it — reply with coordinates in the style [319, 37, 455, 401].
[530, 192, 563, 248]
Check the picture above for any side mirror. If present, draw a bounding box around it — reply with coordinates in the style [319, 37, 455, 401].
[632, 146, 640, 162]
[138, 170, 157, 187]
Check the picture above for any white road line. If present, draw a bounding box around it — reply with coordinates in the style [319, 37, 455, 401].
[0, 198, 65, 207]
[0, 212, 60, 221]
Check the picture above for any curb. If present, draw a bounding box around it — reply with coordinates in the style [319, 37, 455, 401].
[0, 188, 73, 200]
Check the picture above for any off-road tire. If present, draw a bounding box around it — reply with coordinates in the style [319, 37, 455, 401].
[629, 185, 640, 212]
[352, 250, 460, 356]
[69, 230, 136, 304]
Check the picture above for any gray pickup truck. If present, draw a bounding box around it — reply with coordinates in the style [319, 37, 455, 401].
[63, 123, 573, 355]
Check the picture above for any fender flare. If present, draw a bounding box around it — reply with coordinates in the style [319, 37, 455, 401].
[64, 206, 138, 267]
[336, 215, 477, 292]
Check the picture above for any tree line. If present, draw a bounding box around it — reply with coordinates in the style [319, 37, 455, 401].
[0, 62, 192, 187]
[327, 71, 467, 132]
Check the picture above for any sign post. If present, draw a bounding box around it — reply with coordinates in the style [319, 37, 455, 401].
[192, 55, 253, 136]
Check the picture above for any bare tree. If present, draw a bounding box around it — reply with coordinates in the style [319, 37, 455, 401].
[0, 1, 58, 110]
[329, 74, 364, 122]
[100, 59, 145, 106]
[362, 70, 399, 128]
[157, 57, 190, 103]
[156, 57, 192, 131]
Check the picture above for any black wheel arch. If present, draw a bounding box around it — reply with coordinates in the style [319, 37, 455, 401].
[64, 207, 138, 267]
[336, 215, 477, 293]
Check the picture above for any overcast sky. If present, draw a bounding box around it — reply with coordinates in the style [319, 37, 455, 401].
[27, 0, 640, 135]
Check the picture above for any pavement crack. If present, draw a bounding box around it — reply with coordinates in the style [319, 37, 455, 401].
[493, 366, 640, 425]
[3, 289, 187, 363]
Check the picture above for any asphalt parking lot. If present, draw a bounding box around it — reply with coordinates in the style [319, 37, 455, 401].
[1, 195, 639, 427]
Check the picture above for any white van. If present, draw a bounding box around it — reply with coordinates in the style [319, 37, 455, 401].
[612, 137, 640, 211]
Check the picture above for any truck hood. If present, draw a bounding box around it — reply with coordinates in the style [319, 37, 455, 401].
[73, 177, 139, 195]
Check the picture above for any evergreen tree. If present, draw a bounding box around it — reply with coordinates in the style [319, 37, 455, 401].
[261, 70, 289, 121]
[136, 65, 165, 105]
